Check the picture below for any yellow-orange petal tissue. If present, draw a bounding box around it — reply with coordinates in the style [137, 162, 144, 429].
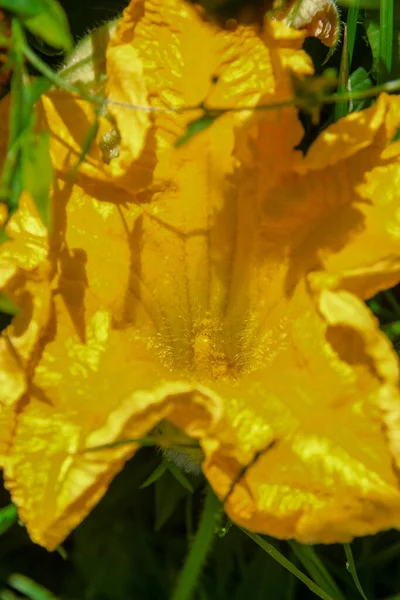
[201, 287, 400, 543]
[1, 0, 400, 551]
[262, 93, 400, 300]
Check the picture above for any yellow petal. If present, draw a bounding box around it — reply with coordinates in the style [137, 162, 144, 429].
[37, 92, 112, 183]
[201, 287, 400, 543]
[5, 287, 224, 549]
[0, 203, 7, 227]
[0, 5, 313, 546]
[0, 192, 51, 358]
[0, 193, 51, 463]
[3, 0, 400, 551]
[105, 0, 312, 192]
[0, 337, 26, 460]
[261, 93, 400, 300]
[0, 191, 48, 278]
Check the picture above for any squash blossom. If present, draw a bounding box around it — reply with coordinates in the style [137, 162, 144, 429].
[2, 0, 400, 551]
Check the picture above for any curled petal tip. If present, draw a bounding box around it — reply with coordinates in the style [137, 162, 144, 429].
[276, 0, 341, 48]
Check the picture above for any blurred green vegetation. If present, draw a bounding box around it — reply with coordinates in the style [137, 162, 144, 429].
[1, 1, 400, 599]
[3, 447, 400, 600]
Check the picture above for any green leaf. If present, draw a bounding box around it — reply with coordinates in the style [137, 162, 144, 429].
[166, 462, 195, 493]
[367, 296, 393, 319]
[382, 320, 400, 341]
[21, 0, 72, 52]
[0, 504, 18, 534]
[29, 76, 53, 103]
[5, 48, 24, 214]
[21, 131, 53, 228]
[55, 545, 68, 560]
[1, 19, 36, 218]
[154, 470, 187, 531]
[140, 461, 168, 489]
[0, 0, 72, 51]
[141, 460, 195, 493]
[0, 0, 45, 16]
[365, 15, 380, 74]
[0, 292, 19, 316]
[366, 2, 399, 81]
[175, 114, 219, 148]
[8, 575, 60, 600]
[378, 0, 394, 83]
[348, 67, 373, 112]
[384, 290, 400, 317]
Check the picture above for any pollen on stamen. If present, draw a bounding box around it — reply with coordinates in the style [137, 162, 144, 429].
[192, 314, 231, 380]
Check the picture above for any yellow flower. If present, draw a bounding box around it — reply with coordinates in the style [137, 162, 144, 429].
[1, 0, 400, 551]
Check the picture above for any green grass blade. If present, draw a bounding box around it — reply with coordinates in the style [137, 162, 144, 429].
[383, 290, 400, 317]
[0, 591, 20, 600]
[4, 20, 25, 214]
[358, 539, 400, 568]
[338, 1, 378, 6]
[381, 320, 400, 341]
[334, 0, 360, 120]
[171, 486, 222, 600]
[285, 565, 298, 600]
[289, 541, 345, 600]
[344, 1, 360, 69]
[185, 493, 193, 541]
[240, 529, 337, 600]
[0, 504, 18, 535]
[8, 574, 60, 600]
[378, 0, 394, 83]
[343, 544, 369, 600]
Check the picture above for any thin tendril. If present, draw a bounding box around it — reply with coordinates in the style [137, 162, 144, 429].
[21, 39, 400, 118]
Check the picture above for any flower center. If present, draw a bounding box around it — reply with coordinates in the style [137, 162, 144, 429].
[192, 314, 230, 380]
